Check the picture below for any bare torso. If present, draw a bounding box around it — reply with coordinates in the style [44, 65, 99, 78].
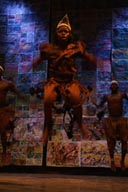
[40, 42, 84, 79]
[106, 93, 125, 117]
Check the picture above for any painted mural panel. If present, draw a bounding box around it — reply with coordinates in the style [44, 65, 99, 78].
[0, 1, 127, 169]
[0, 0, 50, 166]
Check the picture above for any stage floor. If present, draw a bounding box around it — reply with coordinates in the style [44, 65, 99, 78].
[0, 173, 127, 192]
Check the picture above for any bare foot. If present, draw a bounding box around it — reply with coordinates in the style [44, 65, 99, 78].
[111, 160, 116, 172]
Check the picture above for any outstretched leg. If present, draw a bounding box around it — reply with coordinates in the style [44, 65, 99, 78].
[43, 81, 58, 146]
[120, 139, 127, 171]
[106, 137, 116, 172]
[0, 106, 15, 166]
[119, 118, 128, 171]
[62, 103, 74, 139]
[64, 81, 87, 139]
[104, 118, 117, 171]
[1, 132, 7, 166]
[43, 105, 53, 146]
[73, 105, 86, 138]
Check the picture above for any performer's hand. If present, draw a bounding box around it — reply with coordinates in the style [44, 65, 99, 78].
[76, 41, 86, 55]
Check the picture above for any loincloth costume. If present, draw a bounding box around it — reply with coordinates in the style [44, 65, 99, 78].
[41, 40, 90, 108]
[44, 76, 88, 108]
[103, 117, 128, 140]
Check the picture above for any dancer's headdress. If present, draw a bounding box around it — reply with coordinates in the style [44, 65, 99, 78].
[57, 14, 71, 31]
[110, 80, 119, 85]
